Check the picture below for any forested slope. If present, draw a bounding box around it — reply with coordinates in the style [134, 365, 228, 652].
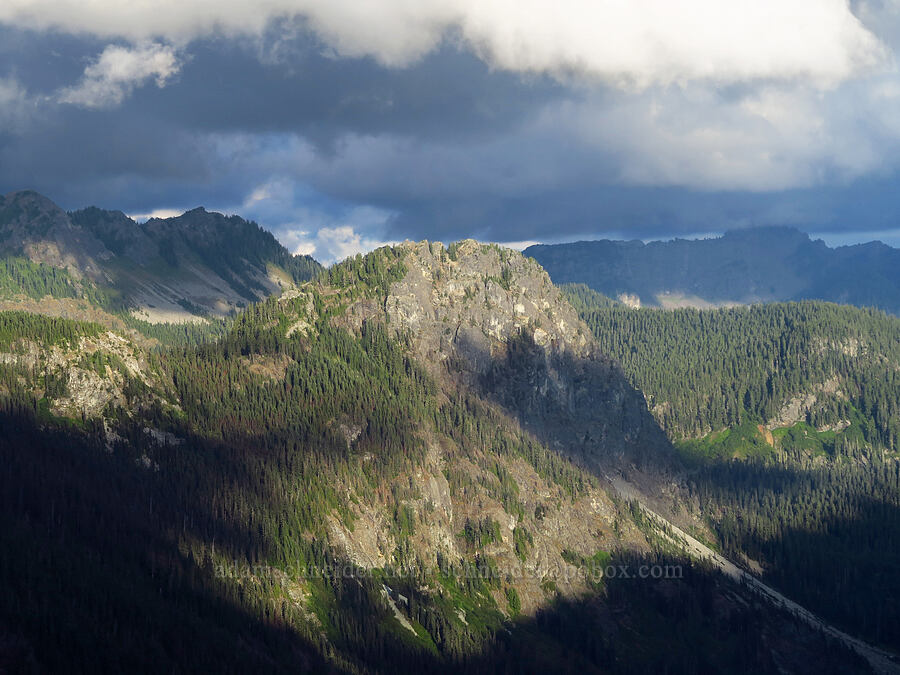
[567, 287, 900, 652]
[567, 285, 900, 448]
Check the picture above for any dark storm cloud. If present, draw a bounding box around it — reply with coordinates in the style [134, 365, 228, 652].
[0, 105, 210, 210]
[0, 24, 566, 146]
[0, 26, 97, 92]
[378, 181, 900, 245]
[2, 7, 900, 263]
[0, 25, 570, 220]
[135, 34, 566, 147]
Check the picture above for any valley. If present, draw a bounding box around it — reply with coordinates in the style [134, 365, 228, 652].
[609, 476, 900, 675]
[567, 285, 900, 657]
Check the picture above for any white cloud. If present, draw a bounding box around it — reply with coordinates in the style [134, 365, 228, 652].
[309, 224, 397, 263]
[0, 1, 888, 87]
[58, 42, 180, 108]
[460, 0, 887, 88]
[494, 239, 541, 250]
[553, 78, 900, 191]
[128, 208, 185, 222]
[278, 218, 398, 264]
[218, 178, 397, 264]
[293, 240, 316, 257]
[0, 77, 32, 129]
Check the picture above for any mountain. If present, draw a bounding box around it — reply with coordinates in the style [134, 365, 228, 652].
[0, 190, 322, 323]
[0, 240, 872, 673]
[525, 227, 900, 313]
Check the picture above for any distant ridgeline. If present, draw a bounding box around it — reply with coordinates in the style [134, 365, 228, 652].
[0, 190, 322, 327]
[528, 227, 900, 314]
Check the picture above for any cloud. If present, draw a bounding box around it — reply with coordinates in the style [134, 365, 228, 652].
[460, 0, 887, 87]
[302, 224, 397, 264]
[128, 208, 185, 222]
[538, 81, 897, 192]
[0, 1, 887, 87]
[493, 239, 541, 250]
[0, 76, 30, 129]
[218, 70, 900, 201]
[5, 10, 900, 250]
[58, 42, 180, 108]
[277, 218, 398, 265]
[216, 177, 397, 264]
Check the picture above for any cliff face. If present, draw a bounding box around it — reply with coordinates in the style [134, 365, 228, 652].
[381, 240, 672, 468]
[240, 240, 681, 613]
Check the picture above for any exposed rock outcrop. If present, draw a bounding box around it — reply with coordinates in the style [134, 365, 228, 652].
[381, 240, 672, 468]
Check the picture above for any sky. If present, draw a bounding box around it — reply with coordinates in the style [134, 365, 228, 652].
[3, 1, 900, 262]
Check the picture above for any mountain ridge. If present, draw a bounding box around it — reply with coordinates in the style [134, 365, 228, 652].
[0, 190, 322, 323]
[525, 226, 900, 313]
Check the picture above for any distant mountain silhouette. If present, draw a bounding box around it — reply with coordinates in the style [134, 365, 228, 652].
[525, 227, 900, 313]
[0, 190, 321, 321]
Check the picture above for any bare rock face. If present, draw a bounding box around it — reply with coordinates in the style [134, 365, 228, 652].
[387, 240, 589, 365]
[384, 240, 672, 467]
[0, 329, 156, 421]
[324, 435, 651, 615]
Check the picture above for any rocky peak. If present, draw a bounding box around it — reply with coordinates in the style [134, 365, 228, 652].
[302, 239, 680, 603]
[1, 191, 322, 322]
[367, 240, 672, 468]
[1, 190, 73, 241]
[386, 239, 593, 370]
[69, 207, 157, 261]
[144, 207, 214, 238]
[1, 190, 111, 282]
